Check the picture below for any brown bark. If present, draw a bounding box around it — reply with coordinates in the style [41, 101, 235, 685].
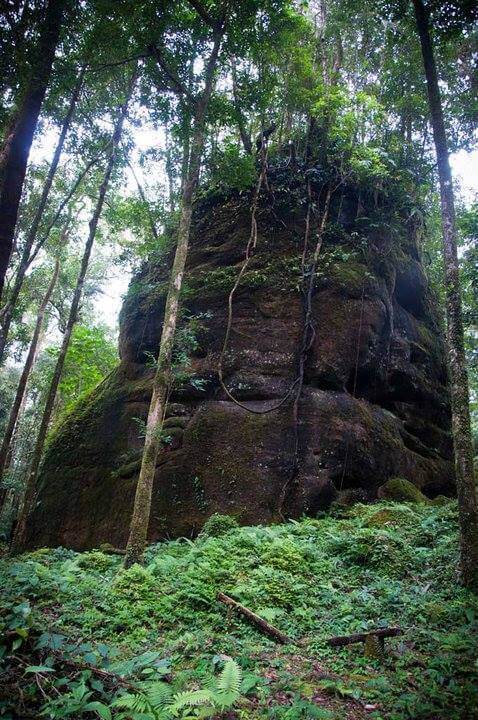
[0, 66, 86, 362]
[412, 0, 478, 589]
[217, 592, 291, 644]
[0, 0, 66, 298]
[0, 260, 59, 502]
[10, 70, 135, 554]
[124, 26, 224, 568]
[327, 627, 402, 647]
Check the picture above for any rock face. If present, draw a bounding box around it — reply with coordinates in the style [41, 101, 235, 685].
[26, 165, 454, 549]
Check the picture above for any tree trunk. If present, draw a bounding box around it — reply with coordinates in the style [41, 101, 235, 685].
[0, 260, 59, 504]
[412, 0, 478, 589]
[0, 66, 85, 362]
[0, 149, 102, 362]
[125, 154, 159, 243]
[165, 126, 176, 213]
[180, 110, 191, 195]
[231, 61, 252, 154]
[0, 0, 66, 298]
[10, 70, 135, 554]
[124, 30, 224, 568]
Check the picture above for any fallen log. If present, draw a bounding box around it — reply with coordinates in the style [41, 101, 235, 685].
[217, 592, 291, 645]
[327, 627, 402, 647]
[58, 657, 139, 689]
[98, 545, 126, 555]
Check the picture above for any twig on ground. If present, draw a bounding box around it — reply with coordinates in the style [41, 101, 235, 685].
[217, 592, 291, 645]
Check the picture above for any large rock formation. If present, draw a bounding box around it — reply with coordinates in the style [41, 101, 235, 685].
[26, 164, 454, 549]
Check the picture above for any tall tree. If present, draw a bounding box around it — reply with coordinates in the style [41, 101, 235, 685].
[0, 0, 67, 298]
[10, 68, 136, 554]
[412, 0, 478, 589]
[0, 259, 59, 507]
[124, 5, 227, 568]
[0, 65, 86, 362]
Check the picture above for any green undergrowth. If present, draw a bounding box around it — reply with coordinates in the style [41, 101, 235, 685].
[1, 501, 477, 719]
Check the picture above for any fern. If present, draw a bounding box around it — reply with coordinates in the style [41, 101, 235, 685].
[170, 689, 213, 708]
[168, 689, 215, 716]
[111, 692, 161, 720]
[147, 682, 173, 710]
[216, 659, 242, 696]
[111, 661, 243, 720]
[112, 692, 153, 714]
[209, 659, 242, 710]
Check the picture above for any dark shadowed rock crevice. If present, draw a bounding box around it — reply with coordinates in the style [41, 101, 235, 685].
[26, 164, 454, 549]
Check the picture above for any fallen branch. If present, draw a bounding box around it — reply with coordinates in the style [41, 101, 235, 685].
[99, 546, 126, 555]
[217, 592, 291, 645]
[327, 627, 402, 647]
[58, 657, 139, 689]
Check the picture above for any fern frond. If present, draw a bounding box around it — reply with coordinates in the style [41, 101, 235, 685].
[193, 707, 217, 719]
[216, 659, 242, 697]
[211, 690, 240, 709]
[147, 681, 173, 710]
[111, 692, 150, 713]
[168, 688, 214, 713]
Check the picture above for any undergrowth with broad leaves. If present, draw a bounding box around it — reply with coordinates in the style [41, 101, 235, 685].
[0, 501, 477, 719]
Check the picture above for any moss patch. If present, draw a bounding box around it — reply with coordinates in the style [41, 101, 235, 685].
[377, 477, 429, 503]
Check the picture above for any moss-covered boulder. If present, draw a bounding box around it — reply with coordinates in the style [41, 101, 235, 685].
[25, 164, 454, 550]
[377, 477, 429, 503]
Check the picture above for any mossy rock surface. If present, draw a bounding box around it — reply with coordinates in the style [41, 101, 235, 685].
[377, 477, 429, 503]
[26, 163, 454, 550]
[430, 494, 452, 506]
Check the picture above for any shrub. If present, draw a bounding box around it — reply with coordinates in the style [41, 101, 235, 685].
[76, 550, 116, 572]
[210, 143, 256, 192]
[261, 538, 306, 571]
[111, 564, 158, 601]
[201, 513, 239, 537]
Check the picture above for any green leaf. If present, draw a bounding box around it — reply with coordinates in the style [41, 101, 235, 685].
[36, 632, 66, 650]
[84, 701, 112, 719]
[14, 627, 29, 639]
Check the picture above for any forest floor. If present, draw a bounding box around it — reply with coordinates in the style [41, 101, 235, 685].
[0, 501, 477, 720]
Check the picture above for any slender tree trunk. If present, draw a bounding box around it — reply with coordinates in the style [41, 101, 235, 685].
[179, 58, 196, 194]
[10, 71, 135, 554]
[231, 61, 252, 154]
[0, 67, 86, 362]
[29, 149, 104, 267]
[0, 260, 59, 504]
[0, 152, 101, 363]
[164, 126, 176, 213]
[0, 0, 66, 298]
[125, 154, 159, 243]
[412, 0, 478, 589]
[0, 0, 32, 99]
[124, 30, 224, 568]
[180, 110, 191, 195]
[0, 375, 34, 536]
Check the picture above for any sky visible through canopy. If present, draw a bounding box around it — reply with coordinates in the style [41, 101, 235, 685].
[28, 125, 478, 336]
